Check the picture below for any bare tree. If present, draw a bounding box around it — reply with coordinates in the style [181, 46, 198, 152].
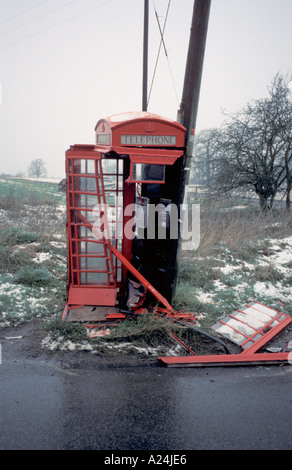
[28, 159, 47, 178]
[212, 73, 292, 212]
[191, 128, 222, 187]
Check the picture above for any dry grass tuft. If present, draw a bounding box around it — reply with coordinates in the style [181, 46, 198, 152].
[193, 199, 292, 255]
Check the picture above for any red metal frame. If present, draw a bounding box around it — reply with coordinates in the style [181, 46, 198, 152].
[212, 300, 292, 352]
[159, 352, 291, 367]
[159, 305, 292, 367]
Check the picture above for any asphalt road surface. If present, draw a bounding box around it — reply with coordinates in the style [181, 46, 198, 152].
[1, 341, 291, 451]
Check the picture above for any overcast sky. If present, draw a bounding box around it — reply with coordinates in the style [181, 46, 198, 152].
[0, 0, 291, 178]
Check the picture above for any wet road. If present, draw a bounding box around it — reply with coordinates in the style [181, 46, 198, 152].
[0, 356, 291, 451]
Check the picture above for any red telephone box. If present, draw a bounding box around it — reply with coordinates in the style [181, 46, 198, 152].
[63, 112, 186, 322]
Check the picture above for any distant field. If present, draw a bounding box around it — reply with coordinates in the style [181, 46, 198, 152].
[0, 177, 65, 205]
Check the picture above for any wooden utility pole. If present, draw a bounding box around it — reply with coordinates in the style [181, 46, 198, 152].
[142, 0, 149, 111]
[172, 0, 211, 294]
[179, 0, 211, 163]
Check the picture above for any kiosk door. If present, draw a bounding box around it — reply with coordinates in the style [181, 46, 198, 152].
[66, 147, 124, 306]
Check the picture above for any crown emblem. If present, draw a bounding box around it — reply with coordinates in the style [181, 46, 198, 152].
[144, 123, 155, 133]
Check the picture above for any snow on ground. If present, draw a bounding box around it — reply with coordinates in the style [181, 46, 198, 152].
[41, 333, 184, 357]
[253, 281, 292, 303]
[41, 335, 94, 352]
[0, 276, 53, 326]
[191, 236, 292, 319]
[267, 237, 292, 272]
[220, 264, 237, 275]
[33, 252, 52, 263]
[196, 291, 217, 304]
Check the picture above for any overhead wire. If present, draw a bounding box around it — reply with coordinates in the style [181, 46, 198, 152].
[0, 0, 80, 38]
[0, 0, 114, 51]
[155, 2, 180, 105]
[0, 0, 49, 25]
[148, 0, 170, 106]
[148, 0, 180, 107]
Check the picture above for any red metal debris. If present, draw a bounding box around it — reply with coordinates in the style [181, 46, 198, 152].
[159, 352, 291, 368]
[159, 302, 292, 367]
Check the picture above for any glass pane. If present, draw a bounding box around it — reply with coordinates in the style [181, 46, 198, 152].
[103, 175, 116, 190]
[80, 256, 107, 270]
[132, 164, 165, 182]
[80, 194, 100, 209]
[78, 241, 104, 255]
[102, 159, 117, 174]
[74, 177, 97, 192]
[80, 272, 108, 285]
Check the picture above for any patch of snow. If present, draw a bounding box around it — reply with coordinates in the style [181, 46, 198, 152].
[0, 277, 53, 324]
[242, 261, 255, 270]
[102, 341, 170, 356]
[41, 334, 93, 352]
[196, 291, 215, 304]
[220, 264, 236, 274]
[33, 252, 51, 263]
[0, 282, 24, 296]
[50, 240, 65, 247]
[254, 281, 292, 302]
[213, 280, 226, 291]
[12, 242, 41, 255]
[56, 205, 66, 212]
[269, 240, 292, 266]
[52, 233, 65, 240]
[232, 282, 249, 292]
[0, 209, 10, 224]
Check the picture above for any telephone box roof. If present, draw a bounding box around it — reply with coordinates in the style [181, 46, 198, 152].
[95, 111, 186, 132]
[95, 111, 186, 149]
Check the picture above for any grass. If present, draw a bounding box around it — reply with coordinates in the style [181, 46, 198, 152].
[0, 176, 65, 206]
[0, 177, 67, 326]
[97, 313, 224, 356]
[252, 264, 284, 283]
[196, 198, 292, 254]
[172, 196, 292, 332]
[45, 313, 227, 357]
[46, 317, 88, 342]
[0, 226, 40, 244]
[1, 178, 291, 355]
[14, 266, 52, 286]
[176, 256, 221, 289]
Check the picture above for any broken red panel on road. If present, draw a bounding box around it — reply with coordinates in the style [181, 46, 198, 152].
[212, 301, 292, 354]
[159, 352, 291, 368]
[159, 302, 292, 368]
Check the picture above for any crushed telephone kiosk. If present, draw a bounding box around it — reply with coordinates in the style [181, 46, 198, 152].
[63, 111, 187, 322]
